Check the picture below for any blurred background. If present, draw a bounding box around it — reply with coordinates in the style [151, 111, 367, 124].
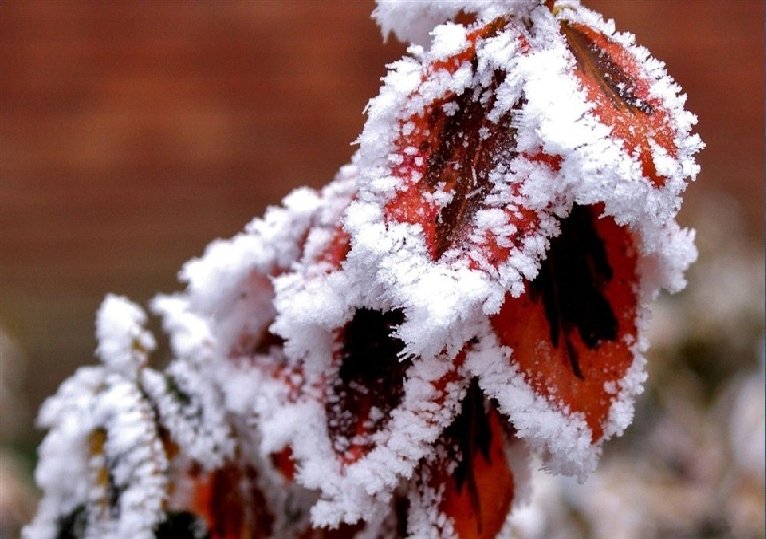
[0, 1, 762, 537]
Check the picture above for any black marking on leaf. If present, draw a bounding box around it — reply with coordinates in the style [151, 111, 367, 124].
[155, 511, 211, 539]
[56, 505, 86, 539]
[529, 205, 619, 378]
[107, 472, 121, 515]
[444, 379, 493, 533]
[425, 75, 517, 259]
[395, 495, 410, 538]
[165, 374, 192, 407]
[562, 21, 654, 115]
[328, 308, 410, 449]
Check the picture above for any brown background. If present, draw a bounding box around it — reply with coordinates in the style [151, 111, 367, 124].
[1, 0, 763, 450]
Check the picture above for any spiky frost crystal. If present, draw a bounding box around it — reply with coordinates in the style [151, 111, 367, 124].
[26, 1, 702, 538]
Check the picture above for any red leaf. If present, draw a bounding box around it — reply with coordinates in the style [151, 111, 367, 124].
[561, 21, 677, 187]
[491, 204, 638, 440]
[193, 464, 274, 539]
[414, 381, 515, 539]
[383, 17, 543, 267]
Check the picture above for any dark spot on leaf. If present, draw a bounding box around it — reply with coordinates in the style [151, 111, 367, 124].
[165, 374, 192, 407]
[395, 495, 410, 538]
[562, 22, 653, 115]
[155, 511, 210, 539]
[443, 379, 493, 532]
[56, 505, 86, 539]
[425, 77, 517, 258]
[529, 205, 619, 378]
[327, 308, 411, 454]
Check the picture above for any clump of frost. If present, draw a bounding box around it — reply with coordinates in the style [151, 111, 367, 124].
[24, 368, 104, 539]
[373, 0, 535, 46]
[95, 294, 155, 376]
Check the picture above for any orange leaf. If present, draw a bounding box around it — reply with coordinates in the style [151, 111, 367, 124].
[491, 204, 637, 440]
[562, 21, 676, 187]
[414, 381, 516, 539]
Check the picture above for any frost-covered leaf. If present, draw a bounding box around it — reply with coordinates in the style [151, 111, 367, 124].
[26, 1, 703, 537]
[85, 376, 168, 539]
[141, 362, 235, 471]
[24, 369, 105, 539]
[490, 204, 638, 442]
[25, 371, 168, 539]
[560, 20, 676, 187]
[406, 380, 530, 539]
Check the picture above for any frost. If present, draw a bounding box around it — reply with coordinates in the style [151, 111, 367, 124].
[25, 369, 168, 539]
[141, 362, 235, 470]
[95, 295, 155, 377]
[27, 1, 702, 537]
[430, 23, 469, 59]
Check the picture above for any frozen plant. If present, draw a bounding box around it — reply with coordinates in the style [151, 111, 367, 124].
[25, 1, 702, 538]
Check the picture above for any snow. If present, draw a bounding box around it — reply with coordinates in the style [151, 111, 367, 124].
[430, 23, 469, 59]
